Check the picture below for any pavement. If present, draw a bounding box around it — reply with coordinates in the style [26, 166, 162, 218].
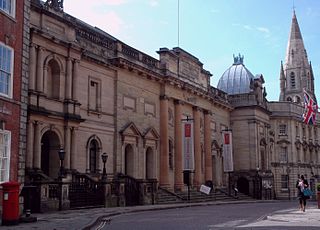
[1, 200, 319, 230]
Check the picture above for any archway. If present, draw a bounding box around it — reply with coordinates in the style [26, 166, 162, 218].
[125, 144, 134, 177]
[89, 139, 98, 173]
[237, 177, 249, 195]
[146, 147, 154, 179]
[41, 131, 61, 178]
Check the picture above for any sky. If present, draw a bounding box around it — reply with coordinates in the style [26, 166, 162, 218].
[63, 0, 320, 101]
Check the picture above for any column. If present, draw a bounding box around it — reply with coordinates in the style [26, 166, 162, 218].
[29, 44, 36, 91]
[64, 126, 71, 170]
[26, 120, 34, 169]
[70, 127, 77, 170]
[159, 95, 169, 187]
[65, 58, 72, 100]
[72, 60, 79, 101]
[174, 100, 183, 191]
[193, 106, 201, 187]
[36, 47, 44, 92]
[33, 121, 41, 169]
[204, 110, 213, 182]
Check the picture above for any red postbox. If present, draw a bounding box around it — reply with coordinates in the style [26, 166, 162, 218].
[2, 181, 20, 225]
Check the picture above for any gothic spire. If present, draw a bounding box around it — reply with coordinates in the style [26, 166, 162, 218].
[280, 11, 316, 103]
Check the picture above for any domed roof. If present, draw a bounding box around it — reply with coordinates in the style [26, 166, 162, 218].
[217, 54, 255, 95]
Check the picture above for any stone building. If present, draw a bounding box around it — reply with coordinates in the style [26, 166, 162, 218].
[20, 0, 319, 212]
[217, 11, 319, 200]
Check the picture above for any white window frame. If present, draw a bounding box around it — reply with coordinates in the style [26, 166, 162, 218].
[279, 124, 287, 136]
[279, 146, 288, 163]
[0, 0, 15, 17]
[0, 130, 11, 183]
[0, 42, 13, 98]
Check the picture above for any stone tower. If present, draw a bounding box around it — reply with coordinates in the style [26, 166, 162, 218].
[279, 11, 316, 103]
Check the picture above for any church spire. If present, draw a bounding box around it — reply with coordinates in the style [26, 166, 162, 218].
[280, 11, 316, 103]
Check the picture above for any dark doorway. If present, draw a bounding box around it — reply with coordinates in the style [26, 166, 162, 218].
[41, 131, 60, 178]
[237, 177, 249, 195]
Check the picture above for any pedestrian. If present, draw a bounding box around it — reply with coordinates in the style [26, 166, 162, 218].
[296, 175, 309, 212]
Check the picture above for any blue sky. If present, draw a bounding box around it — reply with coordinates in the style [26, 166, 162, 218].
[64, 0, 320, 101]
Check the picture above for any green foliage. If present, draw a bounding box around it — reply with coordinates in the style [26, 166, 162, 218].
[317, 183, 320, 192]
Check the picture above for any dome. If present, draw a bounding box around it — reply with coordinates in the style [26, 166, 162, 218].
[217, 54, 255, 95]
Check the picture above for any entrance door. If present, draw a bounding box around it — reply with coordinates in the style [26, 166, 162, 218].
[125, 144, 134, 177]
[41, 131, 60, 178]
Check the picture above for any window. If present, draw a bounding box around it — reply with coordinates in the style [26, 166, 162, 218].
[0, 130, 10, 183]
[0, 43, 13, 98]
[279, 124, 287, 135]
[89, 140, 98, 173]
[88, 78, 101, 112]
[168, 139, 173, 170]
[279, 147, 288, 163]
[281, 175, 289, 189]
[0, 0, 15, 17]
[290, 72, 295, 89]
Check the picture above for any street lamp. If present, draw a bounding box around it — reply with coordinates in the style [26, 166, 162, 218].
[101, 152, 108, 181]
[57, 147, 65, 211]
[286, 166, 291, 200]
[58, 147, 65, 177]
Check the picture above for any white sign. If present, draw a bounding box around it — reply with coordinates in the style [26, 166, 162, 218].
[222, 130, 234, 172]
[200, 184, 211, 195]
[182, 120, 194, 170]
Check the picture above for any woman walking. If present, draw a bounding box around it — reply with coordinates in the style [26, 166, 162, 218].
[296, 175, 309, 212]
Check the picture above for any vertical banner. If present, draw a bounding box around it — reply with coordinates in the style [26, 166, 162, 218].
[182, 121, 194, 170]
[222, 130, 233, 172]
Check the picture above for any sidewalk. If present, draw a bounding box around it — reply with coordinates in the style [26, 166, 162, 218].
[2, 200, 319, 229]
[240, 202, 320, 228]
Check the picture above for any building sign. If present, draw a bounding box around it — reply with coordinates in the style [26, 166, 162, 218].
[182, 120, 194, 170]
[222, 130, 233, 172]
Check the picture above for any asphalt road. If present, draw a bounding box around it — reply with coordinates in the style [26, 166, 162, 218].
[97, 201, 318, 230]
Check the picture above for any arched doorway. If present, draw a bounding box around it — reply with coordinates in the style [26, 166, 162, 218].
[237, 177, 249, 195]
[146, 147, 154, 179]
[125, 144, 134, 177]
[41, 131, 60, 178]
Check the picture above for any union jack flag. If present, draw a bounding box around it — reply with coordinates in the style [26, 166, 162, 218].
[303, 89, 318, 125]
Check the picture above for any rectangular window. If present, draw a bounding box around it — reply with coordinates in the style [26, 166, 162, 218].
[88, 78, 101, 112]
[0, 130, 10, 183]
[279, 147, 288, 163]
[0, 0, 15, 17]
[281, 175, 289, 189]
[123, 96, 136, 111]
[0, 43, 13, 98]
[279, 124, 287, 135]
[144, 102, 155, 117]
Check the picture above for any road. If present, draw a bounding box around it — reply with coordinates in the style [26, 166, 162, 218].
[96, 201, 319, 230]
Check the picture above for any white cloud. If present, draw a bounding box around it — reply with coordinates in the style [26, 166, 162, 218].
[256, 27, 270, 34]
[148, 0, 159, 7]
[244, 25, 252, 30]
[102, 0, 128, 5]
[64, 1, 125, 36]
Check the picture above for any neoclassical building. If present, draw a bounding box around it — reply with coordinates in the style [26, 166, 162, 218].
[21, 0, 319, 211]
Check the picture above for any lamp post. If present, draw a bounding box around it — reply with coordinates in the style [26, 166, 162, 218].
[57, 147, 65, 211]
[101, 152, 108, 181]
[286, 166, 291, 200]
[58, 148, 65, 177]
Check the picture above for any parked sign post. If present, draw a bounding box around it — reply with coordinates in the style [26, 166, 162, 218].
[182, 116, 194, 201]
[222, 129, 233, 195]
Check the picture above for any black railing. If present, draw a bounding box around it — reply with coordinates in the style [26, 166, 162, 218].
[69, 174, 105, 209]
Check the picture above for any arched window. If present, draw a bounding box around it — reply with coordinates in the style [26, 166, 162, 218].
[290, 72, 296, 89]
[89, 140, 98, 173]
[287, 97, 292, 102]
[47, 59, 60, 99]
[168, 139, 173, 170]
[295, 96, 301, 104]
